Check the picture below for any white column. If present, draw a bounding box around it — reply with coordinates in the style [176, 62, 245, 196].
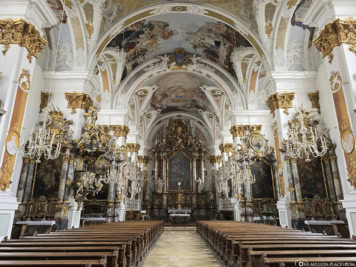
[0, 0, 57, 240]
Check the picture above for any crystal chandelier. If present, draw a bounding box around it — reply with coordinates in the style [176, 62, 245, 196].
[19, 113, 61, 163]
[284, 108, 328, 162]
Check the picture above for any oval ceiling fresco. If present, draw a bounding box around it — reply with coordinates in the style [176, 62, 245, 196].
[149, 72, 215, 114]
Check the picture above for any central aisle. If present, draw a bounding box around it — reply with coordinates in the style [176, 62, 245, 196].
[142, 228, 224, 267]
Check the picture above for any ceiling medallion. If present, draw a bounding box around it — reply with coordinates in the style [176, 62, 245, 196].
[169, 48, 191, 69]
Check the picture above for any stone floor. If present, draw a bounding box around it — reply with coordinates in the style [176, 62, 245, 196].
[141, 229, 224, 267]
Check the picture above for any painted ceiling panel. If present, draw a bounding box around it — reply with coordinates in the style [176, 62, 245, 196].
[107, 13, 251, 80]
[149, 72, 215, 114]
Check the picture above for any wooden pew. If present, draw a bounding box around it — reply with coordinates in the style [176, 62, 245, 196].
[0, 259, 107, 266]
[0, 220, 164, 267]
[262, 256, 356, 267]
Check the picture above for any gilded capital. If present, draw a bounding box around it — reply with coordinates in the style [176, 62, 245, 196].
[314, 18, 356, 63]
[40, 92, 51, 113]
[219, 143, 235, 153]
[308, 92, 320, 114]
[209, 155, 222, 164]
[111, 125, 130, 138]
[230, 125, 248, 137]
[0, 18, 46, 63]
[126, 143, 140, 153]
[64, 93, 93, 114]
[138, 155, 150, 165]
[266, 93, 295, 117]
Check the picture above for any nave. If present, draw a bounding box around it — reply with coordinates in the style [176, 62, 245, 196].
[142, 228, 223, 267]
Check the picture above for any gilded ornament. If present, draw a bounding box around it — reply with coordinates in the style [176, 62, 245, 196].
[287, 0, 298, 9]
[64, 0, 73, 9]
[329, 71, 343, 94]
[18, 69, 31, 91]
[111, 125, 130, 138]
[219, 143, 235, 153]
[64, 92, 93, 114]
[230, 125, 248, 138]
[272, 121, 278, 137]
[86, 21, 94, 40]
[209, 155, 222, 164]
[126, 143, 140, 153]
[288, 185, 295, 193]
[0, 19, 46, 63]
[314, 18, 356, 63]
[265, 21, 273, 38]
[348, 158, 356, 188]
[266, 93, 295, 117]
[308, 92, 320, 114]
[40, 92, 51, 113]
[0, 155, 14, 191]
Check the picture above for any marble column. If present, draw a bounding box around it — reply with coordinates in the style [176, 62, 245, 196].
[107, 182, 115, 223]
[329, 156, 343, 201]
[16, 157, 30, 203]
[192, 157, 197, 193]
[23, 160, 35, 202]
[58, 155, 70, 202]
[154, 156, 159, 192]
[64, 158, 75, 202]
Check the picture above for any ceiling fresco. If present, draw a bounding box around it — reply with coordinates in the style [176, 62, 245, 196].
[99, 0, 257, 37]
[107, 13, 252, 80]
[149, 73, 215, 114]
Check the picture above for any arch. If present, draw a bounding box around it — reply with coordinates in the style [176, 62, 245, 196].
[88, 3, 273, 73]
[113, 57, 246, 112]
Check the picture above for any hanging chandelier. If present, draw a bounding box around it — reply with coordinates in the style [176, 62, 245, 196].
[283, 108, 328, 161]
[19, 112, 62, 163]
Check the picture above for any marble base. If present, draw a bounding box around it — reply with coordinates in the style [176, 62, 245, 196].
[0, 194, 19, 240]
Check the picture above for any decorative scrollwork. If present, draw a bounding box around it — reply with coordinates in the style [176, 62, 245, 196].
[329, 71, 343, 94]
[18, 69, 31, 91]
[64, 92, 93, 114]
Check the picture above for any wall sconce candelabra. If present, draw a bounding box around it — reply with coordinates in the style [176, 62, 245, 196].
[283, 108, 328, 161]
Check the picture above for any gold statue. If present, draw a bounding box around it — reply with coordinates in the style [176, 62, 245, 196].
[176, 182, 185, 209]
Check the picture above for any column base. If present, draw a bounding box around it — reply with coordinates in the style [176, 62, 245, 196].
[341, 197, 356, 237]
[119, 204, 126, 222]
[0, 194, 19, 240]
[277, 200, 292, 228]
[68, 201, 81, 229]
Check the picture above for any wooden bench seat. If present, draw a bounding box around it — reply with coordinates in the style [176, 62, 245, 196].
[262, 257, 356, 267]
[0, 259, 106, 266]
[250, 250, 356, 267]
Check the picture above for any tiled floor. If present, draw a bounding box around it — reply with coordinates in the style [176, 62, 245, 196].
[142, 230, 224, 267]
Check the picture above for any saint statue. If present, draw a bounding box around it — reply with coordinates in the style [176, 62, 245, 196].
[197, 177, 204, 193]
[157, 177, 164, 193]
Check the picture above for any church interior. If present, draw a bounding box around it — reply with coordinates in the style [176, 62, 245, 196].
[1, 0, 356, 266]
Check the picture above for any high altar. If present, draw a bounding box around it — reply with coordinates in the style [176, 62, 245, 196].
[146, 119, 214, 220]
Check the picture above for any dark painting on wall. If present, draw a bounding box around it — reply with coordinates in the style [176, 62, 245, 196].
[168, 151, 191, 191]
[297, 157, 326, 199]
[34, 156, 62, 199]
[251, 160, 274, 199]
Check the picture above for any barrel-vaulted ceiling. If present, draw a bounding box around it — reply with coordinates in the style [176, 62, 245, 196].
[43, 0, 317, 147]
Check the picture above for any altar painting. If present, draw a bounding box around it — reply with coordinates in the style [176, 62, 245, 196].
[251, 160, 274, 199]
[34, 156, 62, 198]
[297, 158, 326, 199]
[168, 151, 191, 191]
